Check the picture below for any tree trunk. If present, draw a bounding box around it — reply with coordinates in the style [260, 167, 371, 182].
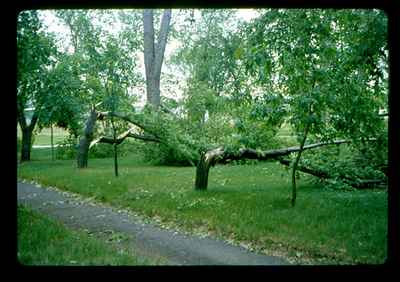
[20, 128, 32, 162]
[114, 143, 118, 177]
[77, 109, 98, 168]
[51, 124, 54, 161]
[194, 149, 222, 190]
[143, 9, 171, 109]
[291, 123, 311, 207]
[18, 109, 39, 163]
[111, 118, 118, 177]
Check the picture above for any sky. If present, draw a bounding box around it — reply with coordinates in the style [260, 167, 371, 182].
[40, 9, 258, 52]
[38, 9, 259, 106]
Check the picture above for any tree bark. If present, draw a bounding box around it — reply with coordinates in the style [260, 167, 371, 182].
[51, 124, 54, 161]
[111, 118, 118, 177]
[114, 143, 118, 177]
[143, 9, 171, 109]
[77, 109, 98, 168]
[18, 107, 39, 162]
[291, 123, 310, 207]
[195, 147, 224, 190]
[194, 140, 350, 190]
[20, 128, 32, 162]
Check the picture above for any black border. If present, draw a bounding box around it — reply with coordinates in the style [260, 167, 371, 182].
[11, 0, 400, 278]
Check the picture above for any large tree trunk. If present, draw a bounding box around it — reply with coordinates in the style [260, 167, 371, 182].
[77, 109, 98, 168]
[18, 106, 39, 162]
[194, 140, 350, 190]
[51, 124, 54, 161]
[20, 128, 33, 162]
[195, 148, 224, 190]
[143, 9, 171, 109]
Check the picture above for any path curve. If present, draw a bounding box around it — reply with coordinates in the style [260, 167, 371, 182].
[17, 182, 290, 265]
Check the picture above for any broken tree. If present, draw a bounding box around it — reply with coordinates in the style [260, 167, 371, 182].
[194, 138, 386, 192]
[194, 140, 351, 191]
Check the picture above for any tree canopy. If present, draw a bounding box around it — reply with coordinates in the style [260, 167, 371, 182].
[17, 9, 388, 204]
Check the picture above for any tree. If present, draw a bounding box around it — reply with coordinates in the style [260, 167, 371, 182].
[55, 10, 142, 168]
[55, 10, 102, 168]
[172, 10, 246, 123]
[17, 10, 57, 162]
[236, 9, 387, 205]
[87, 9, 175, 167]
[143, 9, 172, 109]
[193, 9, 388, 204]
[36, 51, 85, 161]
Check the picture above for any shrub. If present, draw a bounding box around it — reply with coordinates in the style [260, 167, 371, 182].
[140, 142, 195, 166]
[300, 142, 387, 190]
[56, 135, 78, 160]
[88, 143, 115, 159]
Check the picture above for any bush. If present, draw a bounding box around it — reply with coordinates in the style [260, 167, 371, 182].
[89, 143, 115, 158]
[140, 142, 195, 166]
[56, 135, 78, 160]
[300, 142, 387, 189]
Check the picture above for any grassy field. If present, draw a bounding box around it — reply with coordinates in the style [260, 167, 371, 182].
[17, 148, 388, 265]
[17, 125, 69, 146]
[17, 204, 155, 265]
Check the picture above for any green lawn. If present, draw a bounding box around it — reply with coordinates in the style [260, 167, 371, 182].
[17, 149, 388, 265]
[17, 126, 69, 146]
[17, 205, 155, 265]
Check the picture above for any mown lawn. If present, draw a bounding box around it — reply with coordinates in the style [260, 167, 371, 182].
[17, 204, 155, 265]
[17, 148, 388, 265]
[17, 125, 69, 146]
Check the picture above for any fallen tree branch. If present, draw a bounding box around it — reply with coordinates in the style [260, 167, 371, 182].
[278, 158, 387, 189]
[90, 128, 161, 148]
[204, 139, 350, 165]
[97, 111, 157, 137]
[95, 111, 197, 166]
[194, 139, 351, 190]
[126, 132, 161, 143]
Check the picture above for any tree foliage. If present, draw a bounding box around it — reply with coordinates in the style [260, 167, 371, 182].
[242, 9, 387, 141]
[17, 10, 58, 161]
[18, 9, 388, 200]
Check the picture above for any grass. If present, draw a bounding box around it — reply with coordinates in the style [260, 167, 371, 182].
[29, 147, 65, 161]
[17, 149, 388, 265]
[17, 125, 69, 146]
[17, 204, 155, 266]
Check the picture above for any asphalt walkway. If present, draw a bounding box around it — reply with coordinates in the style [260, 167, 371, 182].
[17, 182, 290, 265]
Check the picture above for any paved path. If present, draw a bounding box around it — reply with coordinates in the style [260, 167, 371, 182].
[17, 182, 290, 265]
